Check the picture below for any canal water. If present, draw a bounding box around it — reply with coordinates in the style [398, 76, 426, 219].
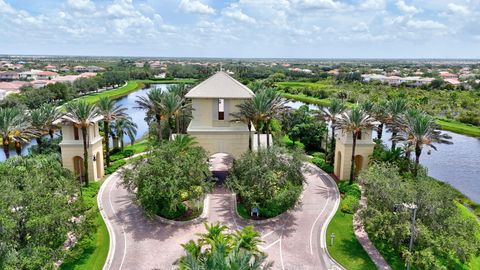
[2, 90, 479, 203]
[285, 100, 480, 203]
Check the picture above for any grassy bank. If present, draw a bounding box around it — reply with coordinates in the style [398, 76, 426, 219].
[280, 92, 331, 107]
[60, 183, 109, 270]
[79, 79, 196, 104]
[326, 198, 377, 270]
[436, 118, 480, 137]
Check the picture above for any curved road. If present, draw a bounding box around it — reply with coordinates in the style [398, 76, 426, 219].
[98, 164, 343, 270]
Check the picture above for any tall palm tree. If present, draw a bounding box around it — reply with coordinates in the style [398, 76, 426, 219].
[335, 106, 376, 184]
[62, 101, 101, 185]
[236, 89, 285, 149]
[321, 99, 346, 165]
[112, 116, 138, 150]
[162, 92, 189, 138]
[97, 97, 127, 166]
[373, 101, 388, 140]
[135, 88, 166, 143]
[395, 110, 452, 177]
[172, 134, 197, 151]
[30, 104, 61, 143]
[385, 98, 408, 150]
[230, 108, 254, 151]
[0, 107, 32, 159]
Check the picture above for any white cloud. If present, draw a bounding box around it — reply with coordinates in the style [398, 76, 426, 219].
[359, 0, 386, 11]
[447, 3, 470, 16]
[222, 4, 256, 24]
[179, 0, 215, 15]
[67, 0, 95, 11]
[396, 0, 420, 14]
[295, 0, 347, 11]
[407, 19, 446, 30]
[0, 0, 15, 14]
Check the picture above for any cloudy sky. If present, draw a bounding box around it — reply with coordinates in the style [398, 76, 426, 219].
[1, 0, 479, 58]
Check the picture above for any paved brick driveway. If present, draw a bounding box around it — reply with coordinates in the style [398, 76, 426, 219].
[98, 163, 343, 270]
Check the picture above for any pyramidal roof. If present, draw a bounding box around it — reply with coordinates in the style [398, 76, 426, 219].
[185, 71, 255, 99]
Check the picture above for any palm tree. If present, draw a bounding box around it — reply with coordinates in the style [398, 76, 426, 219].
[385, 98, 408, 150]
[236, 89, 285, 149]
[30, 104, 61, 144]
[177, 223, 272, 270]
[135, 88, 166, 143]
[97, 97, 127, 166]
[395, 110, 452, 177]
[162, 92, 189, 139]
[112, 116, 138, 151]
[335, 106, 376, 184]
[373, 101, 388, 140]
[0, 108, 33, 159]
[62, 101, 101, 185]
[230, 108, 254, 151]
[172, 134, 197, 151]
[321, 99, 346, 165]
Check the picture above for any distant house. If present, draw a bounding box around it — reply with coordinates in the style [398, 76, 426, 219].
[36, 71, 58, 80]
[59, 67, 71, 73]
[74, 66, 88, 73]
[439, 71, 458, 80]
[361, 74, 433, 86]
[328, 69, 339, 76]
[45, 65, 57, 71]
[0, 81, 29, 99]
[86, 66, 105, 72]
[0, 71, 19, 81]
[444, 78, 461, 86]
[31, 80, 54, 89]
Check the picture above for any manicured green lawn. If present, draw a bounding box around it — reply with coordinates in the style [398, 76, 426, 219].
[79, 79, 196, 104]
[123, 139, 150, 154]
[326, 200, 377, 270]
[436, 118, 480, 137]
[60, 183, 109, 270]
[280, 92, 331, 107]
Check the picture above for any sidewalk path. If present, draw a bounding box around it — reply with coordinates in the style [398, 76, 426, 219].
[98, 164, 343, 270]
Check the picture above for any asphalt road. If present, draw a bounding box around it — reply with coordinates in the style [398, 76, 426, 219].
[98, 163, 343, 270]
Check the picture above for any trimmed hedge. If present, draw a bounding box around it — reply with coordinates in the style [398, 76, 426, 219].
[311, 153, 334, 173]
[105, 159, 126, 175]
[338, 181, 361, 214]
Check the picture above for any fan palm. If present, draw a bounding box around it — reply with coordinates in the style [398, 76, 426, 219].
[135, 88, 166, 143]
[321, 99, 346, 165]
[385, 98, 408, 150]
[335, 106, 376, 184]
[62, 101, 101, 185]
[97, 96, 127, 166]
[395, 110, 452, 177]
[0, 107, 33, 159]
[112, 116, 138, 150]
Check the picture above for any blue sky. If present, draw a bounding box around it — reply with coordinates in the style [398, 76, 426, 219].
[0, 0, 479, 58]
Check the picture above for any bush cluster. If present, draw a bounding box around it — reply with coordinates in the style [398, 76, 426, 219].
[121, 141, 212, 219]
[311, 152, 334, 173]
[105, 159, 126, 175]
[338, 181, 361, 214]
[227, 148, 305, 218]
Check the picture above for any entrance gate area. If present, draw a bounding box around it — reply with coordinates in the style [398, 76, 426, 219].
[208, 153, 234, 184]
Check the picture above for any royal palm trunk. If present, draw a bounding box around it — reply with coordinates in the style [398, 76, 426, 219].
[3, 138, 10, 159]
[377, 123, 384, 140]
[349, 132, 357, 185]
[103, 120, 110, 167]
[156, 114, 162, 144]
[14, 141, 21, 156]
[330, 125, 336, 166]
[81, 126, 89, 185]
[248, 122, 252, 151]
[414, 143, 422, 177]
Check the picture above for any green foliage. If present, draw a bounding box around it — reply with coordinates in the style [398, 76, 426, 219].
[122, 141, 212, 219]
[177, 223, 272, 269]
[340, 195, 360, 214]
[360, 163, 480, 269]
[0, 155, 91, 270]
[104, 159, 126, 175]
[311, 154, 333, 173]
[227, 147, 305, 218]
[109, 149, 134, 163]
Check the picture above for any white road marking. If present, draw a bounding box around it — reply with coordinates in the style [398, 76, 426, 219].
[259, 238, 281, 250]
[261, 230, 275, 239]
[108, 174, 127, 270]
[98, 173, 117, 270]
[309, 189, 330, 254]
[279, 236, 285, 270]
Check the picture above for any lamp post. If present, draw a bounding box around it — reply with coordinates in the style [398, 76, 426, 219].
[394, 203, 418, 270]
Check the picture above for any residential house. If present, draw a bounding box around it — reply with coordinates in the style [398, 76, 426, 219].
[0, 71, 19, 81]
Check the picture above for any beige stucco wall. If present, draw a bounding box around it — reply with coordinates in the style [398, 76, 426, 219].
[59, 124, 104, 181]
[189, 98, 249, 129]
[188, 131, 250, 159]
[333, 130, 375, 180]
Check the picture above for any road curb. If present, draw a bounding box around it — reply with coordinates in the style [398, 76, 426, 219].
[153, 195, 210, 226]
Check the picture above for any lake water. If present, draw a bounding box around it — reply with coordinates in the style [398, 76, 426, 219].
[286, 100, 480, 203]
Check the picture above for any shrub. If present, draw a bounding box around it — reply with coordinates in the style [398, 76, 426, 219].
[227, 147, 305, 218]
[105, 159, 126, 175]
[122, 141, 212, 219]
[311, 156, 334, 173]
[340, 195, 359, 214]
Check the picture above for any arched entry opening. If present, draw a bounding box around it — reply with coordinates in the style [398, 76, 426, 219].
[335, 151, 342, 177]
[73, 156, 85, 182]
[95, 152, 101, 180]
[208, 152, 234, 184]
[354, 155, 364, 176]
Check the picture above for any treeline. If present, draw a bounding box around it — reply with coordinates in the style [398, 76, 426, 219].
[0, 67, 156, 110]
